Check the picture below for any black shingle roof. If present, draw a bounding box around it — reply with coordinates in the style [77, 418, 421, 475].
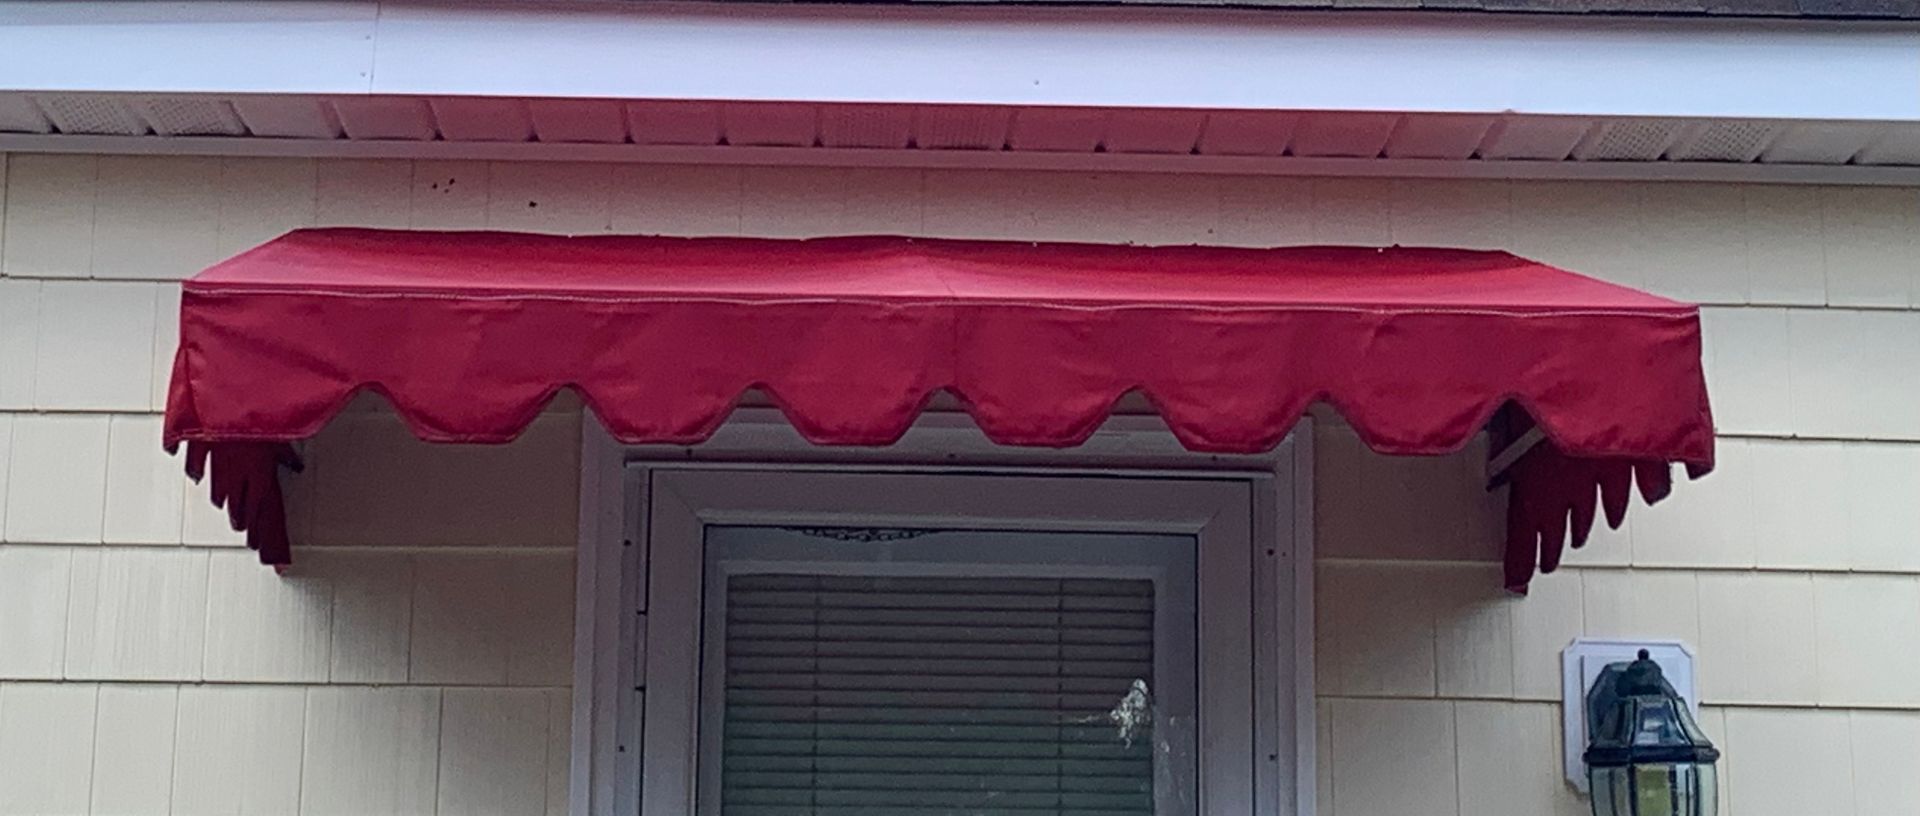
[704, 0, 1920, 19]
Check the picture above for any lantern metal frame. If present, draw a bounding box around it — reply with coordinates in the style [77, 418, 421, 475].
[1581, 649, 1721, 816]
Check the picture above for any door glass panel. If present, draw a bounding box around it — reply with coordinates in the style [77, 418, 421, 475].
[700, 527, 1197, 816]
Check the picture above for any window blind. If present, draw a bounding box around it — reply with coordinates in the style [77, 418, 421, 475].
[717, 573, 1159, 816]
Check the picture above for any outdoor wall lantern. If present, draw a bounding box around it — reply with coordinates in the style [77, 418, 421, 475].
[1583, 649, 1721, 816]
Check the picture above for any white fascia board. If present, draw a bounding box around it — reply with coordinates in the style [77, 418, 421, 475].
[0, 1, 380, 95]
[3, 0, 1919, 122]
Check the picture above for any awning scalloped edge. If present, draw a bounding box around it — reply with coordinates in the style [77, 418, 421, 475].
[166, 384, 1710, 595]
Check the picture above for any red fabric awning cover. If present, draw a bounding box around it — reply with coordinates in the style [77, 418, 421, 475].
[165, 229, 1714, 591]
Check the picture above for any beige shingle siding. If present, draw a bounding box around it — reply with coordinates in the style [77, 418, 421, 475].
[0, 151, 583, 814]
[3, 154, 1919, 815]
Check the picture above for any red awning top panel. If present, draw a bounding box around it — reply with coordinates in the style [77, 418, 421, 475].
[198, 229, 1693, 313]
[165, 228, 1715, 590]
[171, 228, 1710, 460]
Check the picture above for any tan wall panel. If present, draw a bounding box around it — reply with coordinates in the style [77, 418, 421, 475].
[409, 159, 491, 231]
[1724, 709, 1855, 816]
[32, 281, 158, 411]
[438, 687, 555, 816]
[1849, 711, 1920, 815]
[1455, 701, 1587, 816]
[90, 156, 223, 281]
[64, 547, 210, 681]
[315, 158, 411, 229]
[1325, 698, 1458, 816]
[301, 686, 443, 816]
[180, 473, 247, 547]
[301, 411, 582, 549]
[545, 688, 572, 816]
[1, 154, 96, 280]
[1318, 423, 1920, 575]
[5, 414, 109, 544]
[0, 281, 35, 409]
[0, 157, 1902, 310]
[1315, 699, 1920, 816]
[203, 549, 333, 682]
[0, 545, 71, 678]
[409, 556, 517, 685]
[314, 551, 417, 684]
[216, 157, 319, 257]
[487, 161, 616, 235]
[609, 164, 746, 237]
[1818, 186, 1920, 309]
[0, 682, 97, 815]
[0, 544, 578, 688]
[1787, 308, 1920, 440]
[172, 685, 306, 816]
[1318, 561, 1920, 711]
[1812, 573, 1920, 708]
[91, 684, 179, 815]
[1696, 572, 1819, 705]
[1312, 422, 1501, 564]
[103, 414, 186, 544]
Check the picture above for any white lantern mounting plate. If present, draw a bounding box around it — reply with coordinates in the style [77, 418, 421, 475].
[1561, 638, 1698, 792]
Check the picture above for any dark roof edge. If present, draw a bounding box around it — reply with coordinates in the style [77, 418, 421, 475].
[677, 0, 1920, 21]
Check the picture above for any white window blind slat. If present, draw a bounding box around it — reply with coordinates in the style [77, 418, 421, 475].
[728, 639, 1153, 661]
[729, 624, 1153, 644]
[731, 607, 1154, 628]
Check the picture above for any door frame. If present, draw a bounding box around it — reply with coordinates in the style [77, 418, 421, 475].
[568, 408, 1315, 816]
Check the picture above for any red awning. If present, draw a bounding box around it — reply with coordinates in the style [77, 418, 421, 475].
[164, 228, 1714, 591]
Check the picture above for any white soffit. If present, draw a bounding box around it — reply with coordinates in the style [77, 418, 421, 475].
[2, 1, 1919, 122]
[7, 96, 1920, 184]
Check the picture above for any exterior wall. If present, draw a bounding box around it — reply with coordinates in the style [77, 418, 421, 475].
[0, 153, 1914, 815]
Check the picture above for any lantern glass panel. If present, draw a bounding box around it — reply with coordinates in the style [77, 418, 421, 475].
[1588, 763, 1716, 816]
[1633, 702, 1686, 746]
[1638, 765, 1685, 816]
[1592, 766, 1630, 816]
[1695, 764, 1718, 816]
